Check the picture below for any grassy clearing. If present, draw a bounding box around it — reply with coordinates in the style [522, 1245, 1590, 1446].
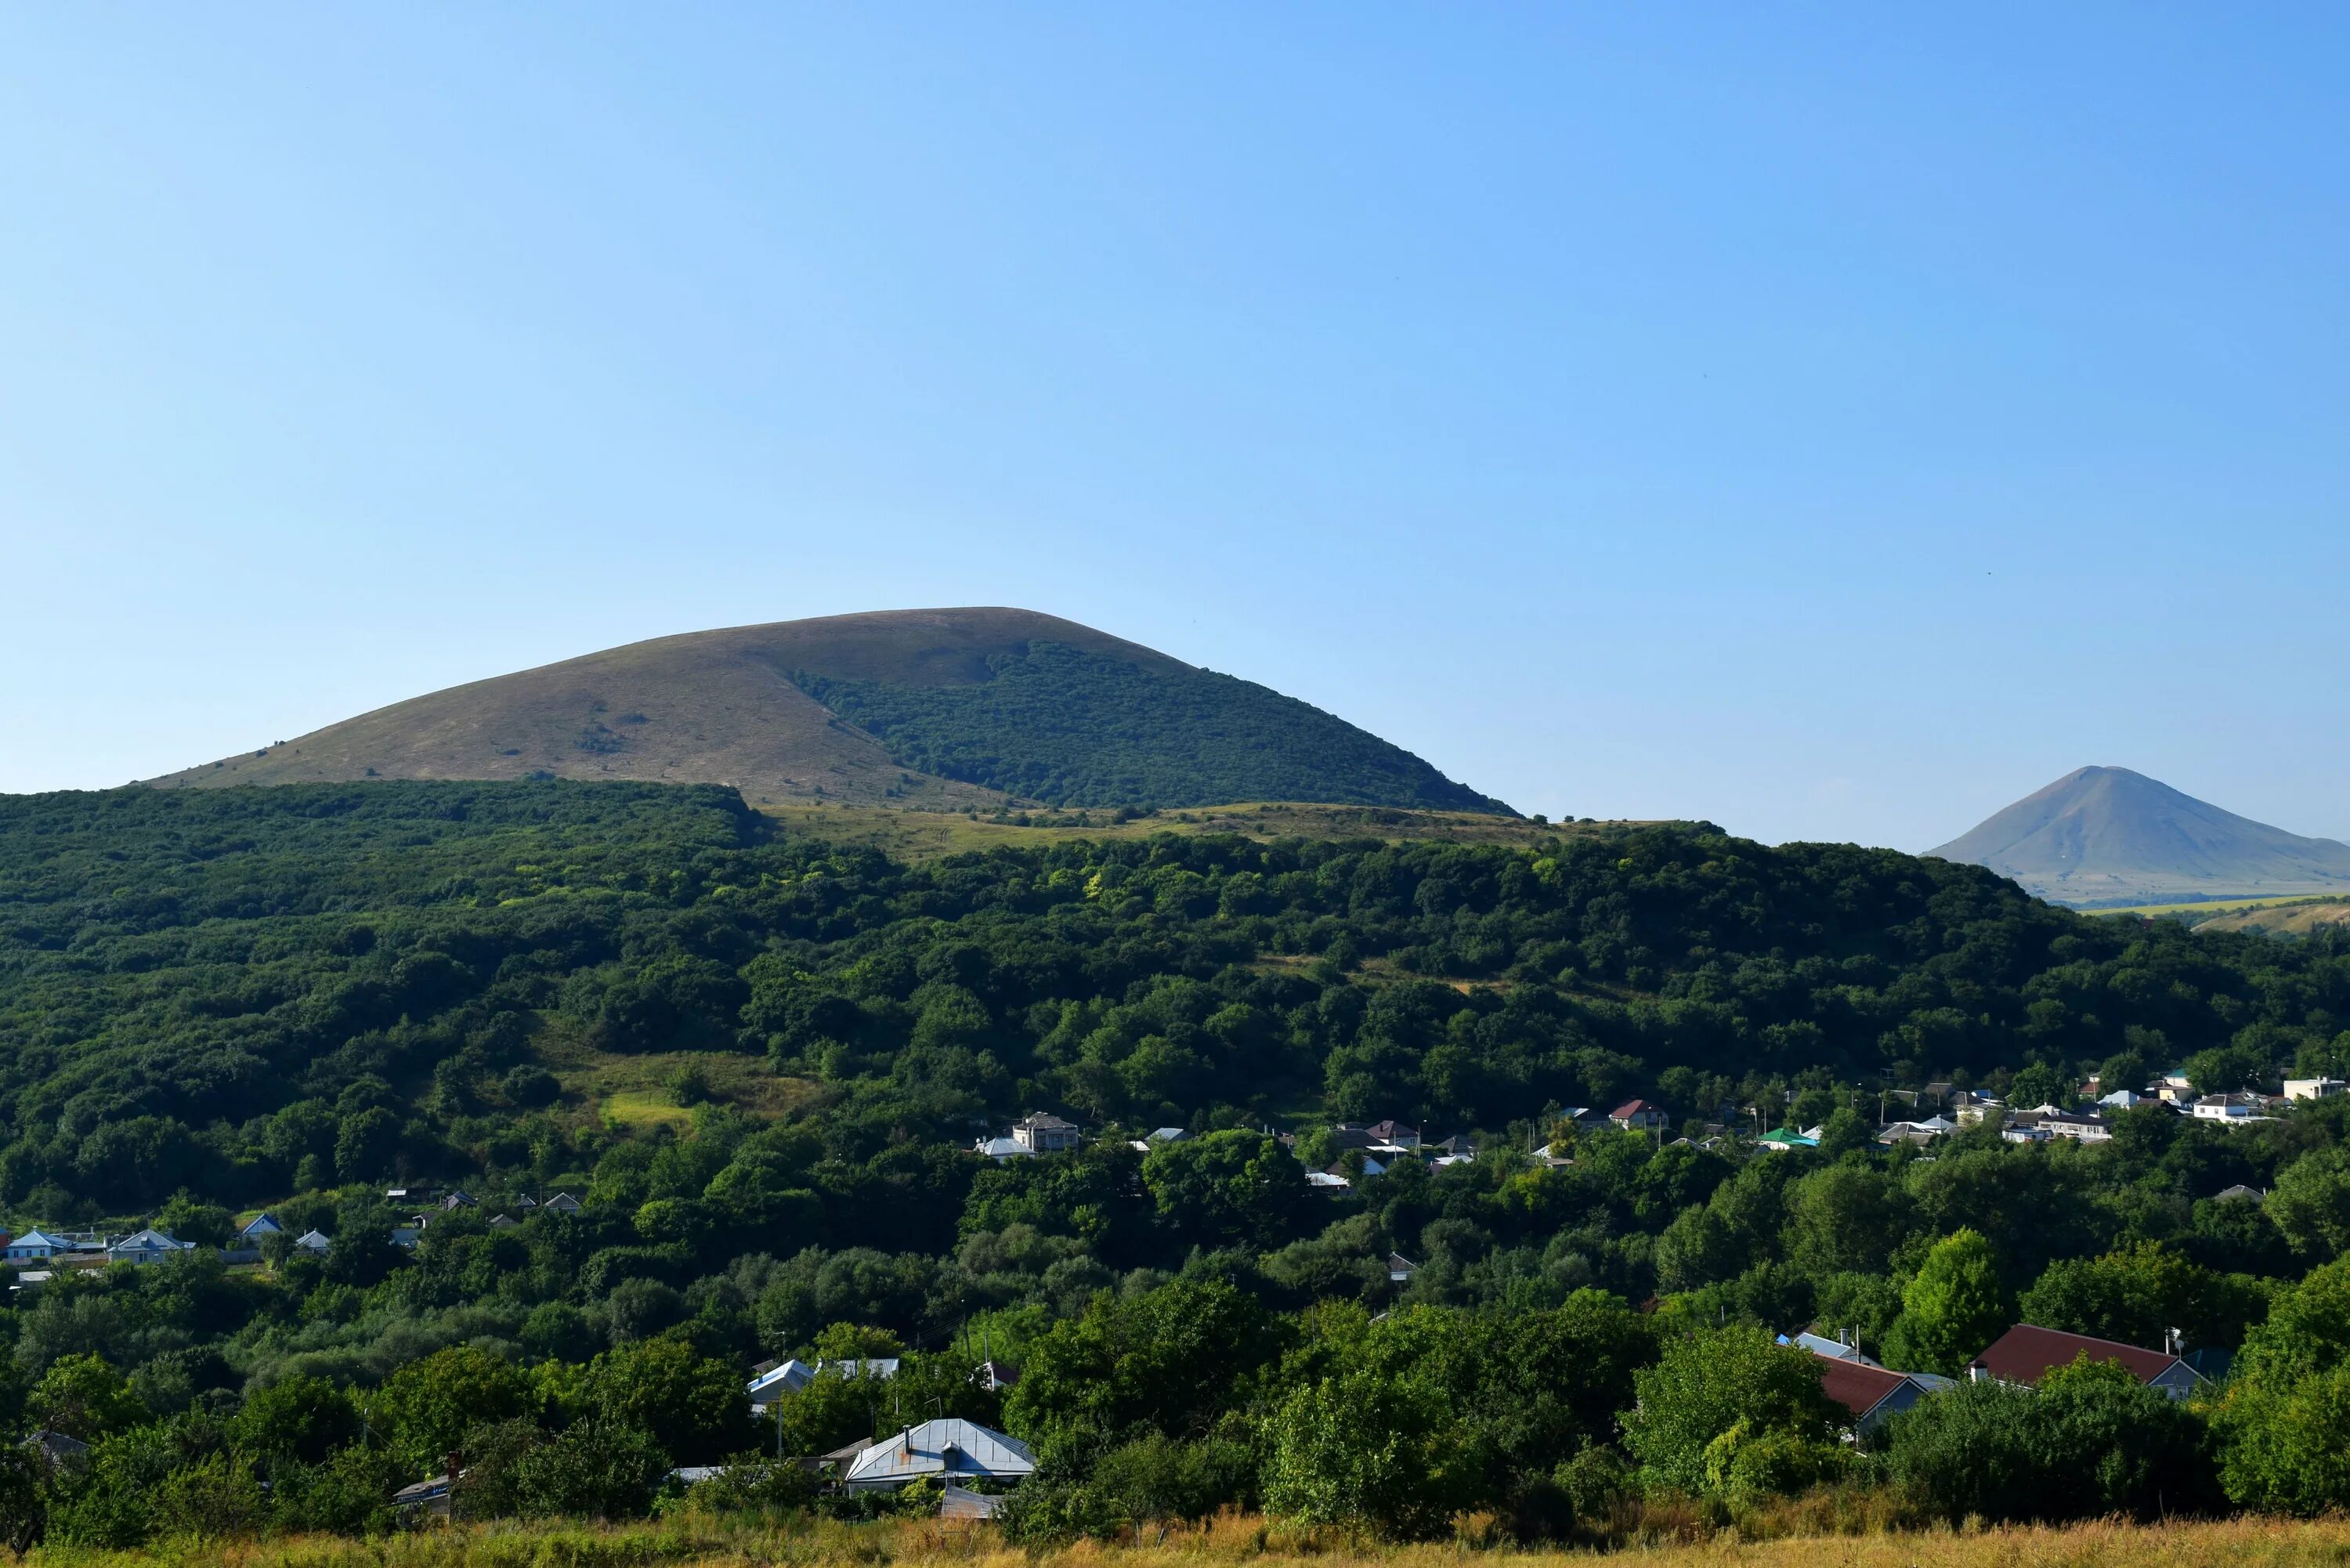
[757, 801, 1641, 862]
[2102, 892, 2350, 919]
[528, 1035, 816, 1127]
[48, 1514, 2350, 1568]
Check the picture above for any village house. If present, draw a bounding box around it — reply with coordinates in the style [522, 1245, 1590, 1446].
[2287, 1077, 2349, 1101]
[841, 1418, 1036, 1491]
[239, 1213, 284, 1243]
[2193, 1092, 2275, 1125]
[1810, 1350, 1954, 1436]
[107, 1228, 193, 1266]
[1609, 1100, 1670, 1133]
[5, 1229, 70, 1263]
[1968, 1324, 2204, 1400]
[1010, 1112, 1081, 1154]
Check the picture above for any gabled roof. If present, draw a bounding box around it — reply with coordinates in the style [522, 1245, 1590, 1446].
[240, 1213, 284, 1235]
[1817, 1357, 1914, 1419]
[10, 1230, 70, 1249]
[293, 1229, 331, 1249]
[842, 1419, 1036, 1487]
[1969, 1324, 2194, 1387]
[1610, 1099, 1661, 1119]
[107, 1228, 189, 1252]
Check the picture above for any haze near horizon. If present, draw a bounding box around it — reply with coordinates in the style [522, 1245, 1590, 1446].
[4, 7, 2347, 848]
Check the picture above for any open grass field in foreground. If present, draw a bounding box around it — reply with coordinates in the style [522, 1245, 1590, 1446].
[45, 1514, 2350, 1568]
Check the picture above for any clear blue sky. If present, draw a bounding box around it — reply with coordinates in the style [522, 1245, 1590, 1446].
[5, 6, 2345, 849]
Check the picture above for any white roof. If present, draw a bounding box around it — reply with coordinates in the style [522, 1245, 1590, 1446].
[747, 1357, 901, 1400]
[1306, 1171, 1350, 1188]
[294, 1230, 332, 1248]
[974, 1136, 1032, 1158]
[109, 1228, 190, 1252]
[842, 1419, 1036, 1488]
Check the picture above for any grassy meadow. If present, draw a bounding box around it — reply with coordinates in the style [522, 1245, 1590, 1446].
[40, 1514, 2350, 1568]
[755, 800, 1628, 860]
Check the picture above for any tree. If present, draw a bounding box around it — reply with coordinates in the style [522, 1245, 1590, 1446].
[0, 1448, 45, 1558]
[2271, 1147, 2350, 1259]
[1619, 1321, 1836, 1496]
[2186, 1042, 2268, 1097]
[27, 1355, 146, 1442]
[1885, 1357, 2221, 1522]
[369, 1346, 530, 1476]
[580, 1336, 749, 1465]
[1005, 1279, 1284, 1452]
[230, 1375, 362, 1465]
[1141, 1131, 1308, 1251]
[1260, 1370, 1463, 1539]
[1885, 1229, 2010, 1375]
[2017, 1243, 2258, 1351]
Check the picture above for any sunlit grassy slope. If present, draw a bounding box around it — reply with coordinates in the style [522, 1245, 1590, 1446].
[757, 800, 1637, 860]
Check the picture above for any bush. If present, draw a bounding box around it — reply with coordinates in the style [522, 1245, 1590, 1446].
[1882, 1357, 2221, 1522]
[1621, 1323, 1836, 1498]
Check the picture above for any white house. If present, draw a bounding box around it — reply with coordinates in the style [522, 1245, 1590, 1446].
[293, 1230, 332, 1254]
[2287, 1078, 2348, 1101]
[107, 1228, 193, 1266]
[540, 1193, 582, 1214]
[5, 1230, 70, 1263]
[239, 1214, 284, 1242]
[974, 1136, 1031, 1161]
[746, 1357, 902, 1410]
[842, 1419, 1036, 1490]
[1011, 1113, 1081, 1154]
[2193, 1093, 2272, 1124]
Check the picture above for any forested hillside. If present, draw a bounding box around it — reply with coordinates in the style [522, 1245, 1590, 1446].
[792, 640, 1512, 812]
[8, 781, 2350, 1545]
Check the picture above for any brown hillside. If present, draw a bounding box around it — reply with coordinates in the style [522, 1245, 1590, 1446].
[150, 609, 1177, 807]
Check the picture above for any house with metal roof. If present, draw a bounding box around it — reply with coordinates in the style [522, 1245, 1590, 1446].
[5, 1230, 71, 1263]
[293, 1229, 332, 1254]
[1968, 1324, 2204, 1400]
[239, 1213, 284, 1241]
[746, 1357, 902, 1409]
[841, 1418, 1036, 1490]
[1813, 1353, 1953, 1435]
[107, 1228, 193, 1266]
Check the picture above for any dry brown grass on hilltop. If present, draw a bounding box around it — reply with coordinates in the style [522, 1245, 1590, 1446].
[49, 1513, 2350, 1568]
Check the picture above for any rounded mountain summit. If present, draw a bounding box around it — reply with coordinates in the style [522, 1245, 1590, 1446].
[153, 608, 1515, 816]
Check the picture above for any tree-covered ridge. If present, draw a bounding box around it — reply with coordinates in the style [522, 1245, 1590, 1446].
[2, 779, 2346, 1222]
[791, 641, 1514, 813]
[7, 782, 2350, 1541]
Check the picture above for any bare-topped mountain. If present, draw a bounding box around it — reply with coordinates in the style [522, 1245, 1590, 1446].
[1929, 765, 2350, 908]
[150, 608, 1513, 815]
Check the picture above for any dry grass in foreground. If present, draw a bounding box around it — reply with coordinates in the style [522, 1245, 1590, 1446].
[31, 1512, 2350, 1568]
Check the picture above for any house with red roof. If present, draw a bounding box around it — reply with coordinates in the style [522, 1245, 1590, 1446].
[1813, 1354, 1951, 1436]
[1967, 1324, 2204, 1400]
[1608, 1099, 1670, 1132]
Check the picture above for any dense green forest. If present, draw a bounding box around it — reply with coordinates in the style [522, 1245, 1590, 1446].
[6, 779, 2350, 1545]
[790, 641, 1513, 813]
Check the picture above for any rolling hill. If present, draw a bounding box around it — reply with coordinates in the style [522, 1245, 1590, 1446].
[148, 608, 1514, 815]
[1929, 765, 2350, 908]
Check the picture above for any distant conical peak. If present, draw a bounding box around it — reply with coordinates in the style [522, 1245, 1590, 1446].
[1931, 767, 2350, 909]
